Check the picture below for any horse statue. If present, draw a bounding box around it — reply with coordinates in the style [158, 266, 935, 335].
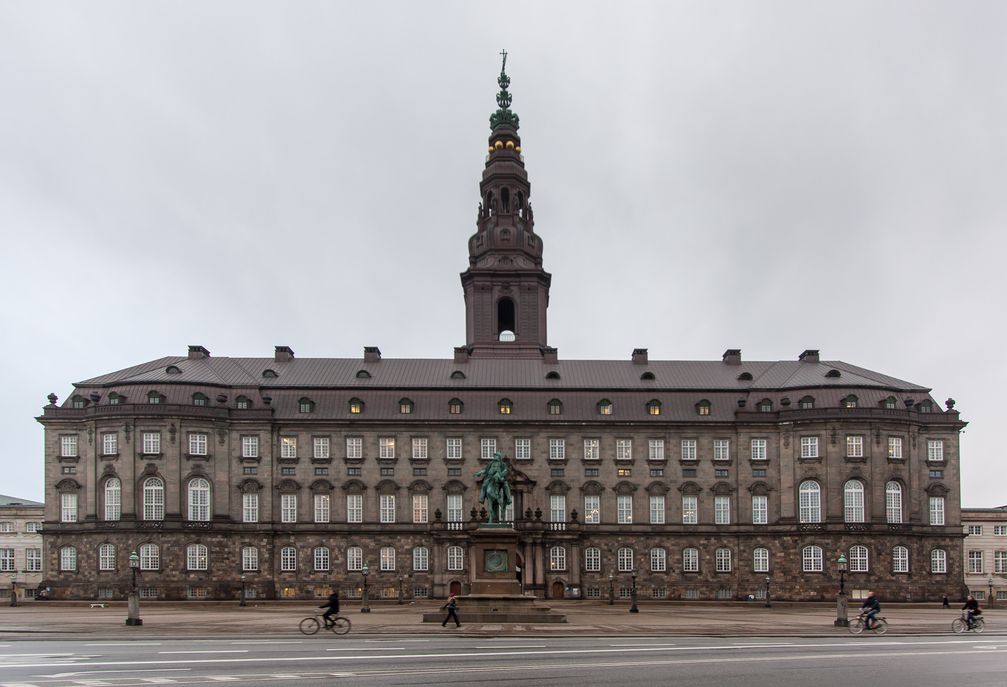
[475, 451, 513, 524]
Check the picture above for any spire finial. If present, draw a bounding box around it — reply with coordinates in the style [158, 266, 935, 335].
[500, 49, 508, 74]
[490, 49, 519, 131]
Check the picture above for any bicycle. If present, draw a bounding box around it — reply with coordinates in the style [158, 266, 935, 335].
[849, 612, 888, 635]
[951, 611, 985, 634]
[299, 613, 351, 635]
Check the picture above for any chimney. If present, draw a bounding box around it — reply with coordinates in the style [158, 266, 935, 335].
[631, 348, 648, 365]
[453, 346, 470, 364]
[799, 349, 820, 363]
[274, 345, 295, 362]
[542, 346, 558, 364]
[364, 346, 382, 363]
[187, 345, 210, 359]
[722, 349, 742, 365]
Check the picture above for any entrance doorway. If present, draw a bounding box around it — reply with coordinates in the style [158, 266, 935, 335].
[449, 580, 462, 596]
[551, 580, 565, 599]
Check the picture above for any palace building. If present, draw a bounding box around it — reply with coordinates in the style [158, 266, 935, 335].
[38, 62, 967, 603]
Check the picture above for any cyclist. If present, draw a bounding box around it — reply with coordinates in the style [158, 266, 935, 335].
[962, 594, 980, 629]
[319, 589, 340, 627]
[861, 590, 881, 630]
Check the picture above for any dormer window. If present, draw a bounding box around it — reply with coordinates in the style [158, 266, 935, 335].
[448, 398, 463, 415]
[356, 370, 371, 379]
[399, 398, 414, 414]
[235, 396, 251, 409]
[546, 371, 561, 380]
[262, 369, 278, 379]
[799, 396, 815, 409]
[696, 400, 712, 416]
[147, 391, 163, 405]
[640, 371, 656, 381]
[450, 370, 466, 380]
[918, 400, 933, 413]
[646, 400, 661, 416]
[71, 395, 87, 409]
[883, 396, 897, 409]
[597, 400, 613, 416]
[498, 399, 513, 415]
[298, 398, 315, 414]
[737, 372, 753, 381]
[757, 399, 773, 413]
[826, 369, 842, 379]
[108, 393, 122, 406]
[842, 395, 859, 409]
[348, 398, 363, 414]
[166, 365, 182, 375]
[192, 393, 209, 407]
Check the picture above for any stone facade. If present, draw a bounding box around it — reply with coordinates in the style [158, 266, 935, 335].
[0, 495, 45, 602]
[961, 507, 1007, 605]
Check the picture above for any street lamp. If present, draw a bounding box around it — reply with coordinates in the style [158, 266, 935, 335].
[360, 563, 370, 613]
[7, 574, 15, 608]
[239, 574, 247, 607]
[126, 550, 142, 626]
[629, 570, 639, 613]
[834, 553, 848, 627]
[988, 575, 995, 610]
[608, 574, 614, 606]
[765, 576, 771, 608]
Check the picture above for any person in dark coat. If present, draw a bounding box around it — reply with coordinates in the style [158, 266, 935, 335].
[319, 589, 340, 627]
[942, 594, 950, 608]
[962, 594, 981, 628]
[860, 591, 881, 629]
[441, 592, 461, 628]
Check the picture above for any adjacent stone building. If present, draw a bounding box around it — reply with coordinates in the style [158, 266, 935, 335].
[961, 507, 1007, 606]
[0, 495, 45, 603]
[38, 62, 967, 602]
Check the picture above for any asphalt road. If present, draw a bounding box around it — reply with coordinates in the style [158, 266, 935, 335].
[1, 635, 1004, 687]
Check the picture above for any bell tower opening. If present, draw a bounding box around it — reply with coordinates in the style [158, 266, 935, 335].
[497, 297, 516, 341]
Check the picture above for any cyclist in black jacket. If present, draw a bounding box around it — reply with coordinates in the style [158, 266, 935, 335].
[962, 594, 980, 629]
[319, 589, 340, 627]
[861, 591, 881, 629]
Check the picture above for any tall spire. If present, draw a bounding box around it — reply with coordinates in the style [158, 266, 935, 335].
[490, 49, 520, 131]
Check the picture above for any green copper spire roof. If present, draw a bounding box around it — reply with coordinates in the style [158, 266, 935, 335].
[490, 49, 520, 131]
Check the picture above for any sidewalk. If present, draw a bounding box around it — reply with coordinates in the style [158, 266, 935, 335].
[0, 601, 998, 638]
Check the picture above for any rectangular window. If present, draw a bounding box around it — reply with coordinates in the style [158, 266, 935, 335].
[313, 494, 330, 523]
[714, 495, 731, 525]
[26, 548, 42, 572]
[968, 551, 984, 574]
[681, 439, 697, 461]
[280, 436, 297, 459]
[650, 548, 667, 572]
[716, 549, 732, 572]
[929, 496, 945, 525]
[927, 439, 944, 462]
[412, 494, 428, 524]
[241, 435, 258, 459]
[447, 546, 464, 571]
[682, 495, 698, 524]
[994, 551, 1007, 574]
[346, 437, 363, 459]
[616, 495, 633, 524]
[616, 439, 632, 461]
[549, 438, 565, 461]
[61, 434, 78, 457]
[754, 548, 770, 573]
[446, 438, 463, 460]
[281, 547, 297, 572]
[750, 439, 767, 461]
[888, 437, 903, 459]
[618, 548, 634, 572]
[649, 495, 665, 524]
[550, 494, 566, 523]
[800, 436, 819, 459]
[411, 437, 428, 460]
[583, 495, 600, 524]
[0, 548, 13, 572]
[60, 492, 78, 522]
[142, 432, 160, 455]
[347, 494, 363, 524]
[189, 432, 208, 456]
[714, 469, 729, 478]
[281, 494, 297, 523]
[550, 546, 567, 572]
[313, 437, 330, 459]
[413, 547, 429, 572]
[315, 547, 331, 572]
[379, 437, 396, 460]
[967, 525, 983, 535]
[752, 495, 768, 524]
[102, 432, 118, 456]
[242, 546, 259, 572]
[514, 438, 531, 460]
[650, 468, 664, 477]
[583, 438, 600, 461]
[380, 494, 396, 523]
[648, 439, 665, 461]
[892, 547, 909, 573]
[995, 525, 1007, 536]
[713, 439, 730, 461]
[480, 438, 496, 460]
[585, 547, 601, 572]
[846, 435, 864, 458]
[446, 493, 463, 522]
[380, 547, 396, 572]
[584, 467, 600, 477]
[242, 493, 259, 523]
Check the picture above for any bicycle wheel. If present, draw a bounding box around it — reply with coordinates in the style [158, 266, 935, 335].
[951, 618, 966, 634]
[299, 616, 321, 635]
[848, 618, 864, 635]
[872, 618, 888, 635]
[974, 618, 985, 634]
[331, 616, 351, 635]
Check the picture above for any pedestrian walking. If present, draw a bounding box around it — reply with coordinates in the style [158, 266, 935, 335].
[942, 594, 950, 608]
[441, 592, 461, 628]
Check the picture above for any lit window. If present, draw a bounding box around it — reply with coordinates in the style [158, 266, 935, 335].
[682, 495, 698, 524]
[598, 400, 613, 415]
[498, 399, 513, 414]
[448, 398, 463, 414]
[843, 395, 858, 409]
[647, 400, 661, 416]
[348, 398, 363, 414]
[583, 495, 600, 524]
[379, 437, 396, 460]
[696, 400, 711, 416]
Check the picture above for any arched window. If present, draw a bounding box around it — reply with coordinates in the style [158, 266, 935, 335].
[188, 478, 211, 521]
[60, 545, 77, 571]
[104, 477, 121, 521]
[192, 392, 208, 406]
[355, 369, 372, 379]
[448, 398, 463, 415]
[617, 547, 634, 572]
[348, 398, 364, 414]
[262, 369, 278, 378]
[640, 371, 656, 381]
[498, 399, 513, 415]
[842, 395, 859, 408]
[235, 395, 252, 409]
[931, 549, 947, 573]
[918, 400, 934, 413]
[399, 398, 414, 414]
[715, 548, 732, 572]
[885, 482, 903, 524]
[682, 547, 699, 573]
[547, 399, 562, 415]
[497, 297, 516, 339]
[696, 400, 712, 416]
[753, 547, 770, 573]
[139, 543, 159, 570]
[843, 480, 865, 523]
[646, 399, 661, 416]
[650, 547, 667, 572]
[450, 370, 466, 380]
[849, 545, 869, 572]
[187, 543, 208, 571]
[166, 365, 182, 375]
[892, 545, 909, 573]
[584, 547, 601, 572]
[298, 398, 315, 413]
[143, 477, 165, 521]
[314, 546, 331, 572]
[108, 392, 123, 405]
[883, 396, 897, 409]
[550, 546, 567, 571]
[802, 545, 823, 572]
[412, 546, 430, 572]
[799, 396, 815, 409]
[798, 481, 821, 523]
[147, 390, 163, 404]
[98, 543, 116, 571]
[242, 546, 259, 572]
[546, 371, 561, 380]
[597, 399, 613, 416]
[280, 546, 297, 572]
[447, 545, 464, 571]
[757, 399, 773, 412]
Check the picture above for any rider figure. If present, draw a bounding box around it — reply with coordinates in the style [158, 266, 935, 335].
[962, 594, 980, 629]
[319, 588, 340, 627]
[861, 590, 881, 630]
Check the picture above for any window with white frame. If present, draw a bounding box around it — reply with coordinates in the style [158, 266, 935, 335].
[994, 551, 1007, 574]
[380, 494, 396, 523]
[846, 435, 864, 458]
[345, 546, 361, 571]
[313, 494, 330, 523]
[892, 545, 909, 573]
[888, 437, 903, 459]
[800, 436, 819, 459]
[682, 547, 699, 573]
[447, 545, 464, 571]
[97, 543, 116, 571]
[280, 436, 297, 459]
[650, 547, 667, 572]
[799, 481, 821, 523]
[849, 545, 869, 572]
[714, 495, 731, 525]
[104, 478, 121, 521]
[411, 437, 428, 460]
[242, 493, 259, 523]
[750, 438, 767, 461]
[281, 494, 297, 523]
[187, 478, 211, 521]
[617, 495, 633, 524]
[184, 543, 206, 571]
[802, 545, 823, 572]
[753, 547, 770, 573]
[844, 480, 865, 523]
[550, 494, 566, 523]
[585, 546, 601, 572]
[188, 432, 208, 456]
[446, 437, 463, 460]
[616, 439, 632, 461]
[617, 547, 634, 572]
[280, 546, 297, 572]
[682, 495, 698, 524]
[139, 543, 159, 570]
[885, 482, 903, 524]
[995, 525, 1007, 536]
[967, 525, 983, 535]
[713, 439, 730, 461]
[446, 493, 463, 523]
[583, 438, 599, 460]
[681, 439, 697, 461]
[927, 439, 944, 461]
[379, 437, 396, 460]
[931, 548, 947, 573]
[412, 494, 428, 523]
[241, 435, 258, 458]
[380, 546, 396, 572]
[648, 439, 665, 461]
[315, 546, 331, 572]
[314, 437, 330, 460]
[26, 548, 41, 572]
[142, 432, 160, 455]
[61, 434, 78, 457]
[550, 546, 567, 571]
[549, 438, 565, 460]
[25, 521, 41, 533]
[752, 495, 768, 525]
[413, 546, 429, 572]
[102, 432, 118, 456]
[143, 478, 164, 521]
[346, 436, 363, 459]
[583, 495, 600, 524]
[60, 491, 78, 523]
[60, 545, 77, 571]
[347, 494, 363, 523]
[649, 495, 665, 524]
[514, 438, 531, 460]
[968, 550, 984, 574]
[929, 496, 945, 525]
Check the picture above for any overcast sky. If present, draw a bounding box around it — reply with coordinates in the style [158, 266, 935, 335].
[1, 1, 1004, 507]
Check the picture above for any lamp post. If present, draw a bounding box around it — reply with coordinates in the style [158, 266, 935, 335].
[126, 551, 142, 626]
[834, 553, 848, 627]
[360, 563, 370, 613]
[398, 575, 405, 605]
[7, 574, 15, 608]
[988, 575, 995, 610]
[608, 574, 614, 606]
[239, 574, 247, 607]
[764, 576, 771, 608]
[629, 570, 639, 613]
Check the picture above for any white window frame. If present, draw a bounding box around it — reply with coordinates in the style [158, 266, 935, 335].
[617, 495, 633, 524]
[888, 436, 903, 459]
[380, 494, 396, 523]
[280, 493, 297, 524]
[104, 478, 121, 521]
[968, 550, 984, 574]
[143, 478, 164, 521]
[931, 548, 947, 573]
[549, 438, 566, 460]
[139, 543, 159, 571]
[280, 546, 297, 572]
[412, 494, 428, 524]
[380, 546, 396, 572]
[617, 547, 634, 572]
[583, 495, 600, 525]
[315, 546, 331, 572]
[648, 439, 665, 461]
[550, 546, 567, 572]
[583, 438, 600, 461]
[280, 436, 297, 459]
[753, 547, 770, 573]
[187, 478, 211, 521]
[346, 436, 363, 459]
[650, 547, 667, 572]
[447, 545, 464, 571]
[929, 496, 945, 525]
[142, 432, 160, 455]
[885, 482, 903, 524]
[61, 434, 78, 457]
[713, 439, 730, 462]
[843, 480, 865, 523]
[241, 435, 258, 459]
[514, 438, 531, 460]
[412, 437, 428, 460]
[714, 495, 731, 525]
[480, 438, 496, 460]
[60, 545, 77, 571]
[750, 438, 767, 461]
[800, 436, 818, 459]
[802, 545, 823, 572]
[682, 547, 699, 573]
[313, 494, 330, 523]
[413, 546, 429, 572]
[927, 439, 944, 462]
[379, 437, 396, 460]
[242, 493, 259, 523]
[849, 545, 869, 572]
[347, 494, 363, 523]
[681, 439, 697, 461]
[649, 495, 665, 524]
[550, 494, 567, 523]
[97, 543, 116, 572]
[446, 494, 463, 523]
[752, 495, 768, 525]
[892, 545, 909, 573]
[682, 495, 698, 525]
[584, 547, 601, 572]
[186, 543, 207, 571]
[102, 432, 118, 456]
[846, 435, 864, 458]
[799, 481, 821, 524]
[189, 432, 208, 456]
[26, 547, 42, 572]
[314, 436, 330, 460]
[446, 437, 463, 460]
[616, 439, 633, 461]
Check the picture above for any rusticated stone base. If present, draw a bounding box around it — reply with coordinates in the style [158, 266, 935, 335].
[422, 593, 567, 623]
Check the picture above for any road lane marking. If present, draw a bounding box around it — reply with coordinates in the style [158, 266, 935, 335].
[85, 643, 162, 647]
[228, 641, 302, 645]
[206, 678, 238, 682]
[475, 645, 547, 649]
[2, 683, 42, 687]
[157, 651, 248, 655]
[324, 647, 406, 652]
[610, 643, 677, 647]
[42, 670, 191, 678]
[139, 679, 178, 684]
